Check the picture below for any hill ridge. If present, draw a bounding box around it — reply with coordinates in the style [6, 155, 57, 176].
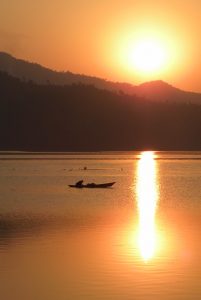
[0, 51, 201, 105]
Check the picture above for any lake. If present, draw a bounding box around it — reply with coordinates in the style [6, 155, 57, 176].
[0, 151, 201, 300]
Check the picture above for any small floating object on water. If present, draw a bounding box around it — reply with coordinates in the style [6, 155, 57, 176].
[69, 180, 115, 189]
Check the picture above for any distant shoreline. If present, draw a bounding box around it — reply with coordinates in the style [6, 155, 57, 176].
[1, 150, 201, 155]
[0, 151, 201, 162]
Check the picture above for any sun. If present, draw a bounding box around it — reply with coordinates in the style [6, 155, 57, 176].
[124, 38, 168, 75]
[132, 39, 166, 73]
[112, 30, 178, 80]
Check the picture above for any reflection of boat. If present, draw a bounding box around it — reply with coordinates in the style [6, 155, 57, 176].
[69, 181, 115, 188]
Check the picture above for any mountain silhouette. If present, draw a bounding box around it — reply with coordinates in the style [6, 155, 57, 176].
[0, 71, 200, 151]
[0, 52, 136, 94]
[0, 51, 201, 105]
[135, 80, 201, 104]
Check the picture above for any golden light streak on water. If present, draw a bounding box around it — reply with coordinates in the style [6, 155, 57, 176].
[136, 151, 159, 261]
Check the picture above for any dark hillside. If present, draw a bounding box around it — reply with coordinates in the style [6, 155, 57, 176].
[0, 72, 200, 151]
[1, 52, 201, 105]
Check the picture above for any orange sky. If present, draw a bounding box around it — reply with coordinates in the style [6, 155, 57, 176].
[0, 0, 201, 92]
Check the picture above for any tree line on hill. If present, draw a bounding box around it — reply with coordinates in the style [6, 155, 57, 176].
[0, 71, 200, 151]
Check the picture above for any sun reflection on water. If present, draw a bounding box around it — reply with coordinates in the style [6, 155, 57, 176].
[136, 151, 159, 261]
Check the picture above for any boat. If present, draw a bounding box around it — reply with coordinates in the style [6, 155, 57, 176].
[69, 181, 115, 188]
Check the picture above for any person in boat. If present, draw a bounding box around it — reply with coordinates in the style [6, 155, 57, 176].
[75, 180, 84, 187]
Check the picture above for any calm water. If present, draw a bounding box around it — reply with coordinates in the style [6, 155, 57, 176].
[0, 151, 201, 300]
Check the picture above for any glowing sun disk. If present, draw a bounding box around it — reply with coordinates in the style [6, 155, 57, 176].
[128, 39, 167, 73]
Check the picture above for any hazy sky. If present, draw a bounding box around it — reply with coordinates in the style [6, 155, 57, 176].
[0, 0, 201, 91]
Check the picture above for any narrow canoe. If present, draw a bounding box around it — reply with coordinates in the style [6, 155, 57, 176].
[69, 182, 115, 188]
